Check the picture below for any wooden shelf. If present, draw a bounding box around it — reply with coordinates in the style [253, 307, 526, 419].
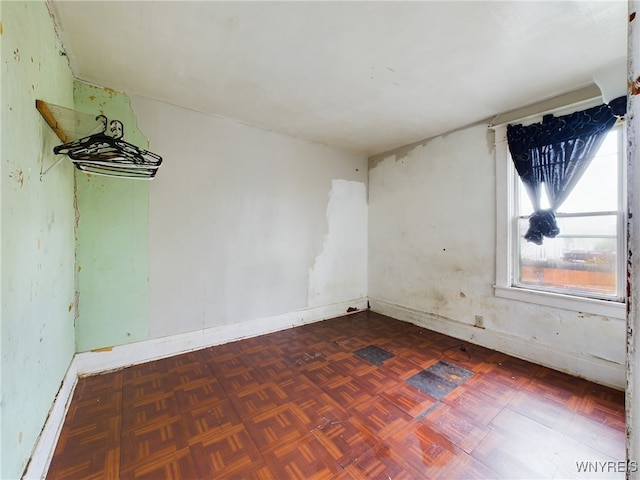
[36, 100, 103, 143]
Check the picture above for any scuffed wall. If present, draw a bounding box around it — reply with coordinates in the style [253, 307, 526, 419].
[129, 95, 368, 339]
[368, 123, 626, 388]
[1, 2, 77, 477]
[73, 82, 150, 352]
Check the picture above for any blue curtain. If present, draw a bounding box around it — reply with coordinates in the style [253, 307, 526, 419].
[506, 101, 620, 245]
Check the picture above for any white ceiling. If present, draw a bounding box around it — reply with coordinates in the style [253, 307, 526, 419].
[48, 1, 627, 156]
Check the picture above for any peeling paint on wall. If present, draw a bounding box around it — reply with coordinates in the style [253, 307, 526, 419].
[632, 76, 640, 96]
[131, 93, 367, 339]
[308, 179, 367, 307]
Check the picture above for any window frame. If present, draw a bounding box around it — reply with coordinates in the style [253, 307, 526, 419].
[493, 96, 626, 320]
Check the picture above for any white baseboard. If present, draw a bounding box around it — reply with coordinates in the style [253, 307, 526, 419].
[369, 297, 625, 390]
[23, 360, 78, 480]
[75, 298, 368, 376]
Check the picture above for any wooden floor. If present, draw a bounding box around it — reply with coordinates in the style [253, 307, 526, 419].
[46, 311, 625, 479]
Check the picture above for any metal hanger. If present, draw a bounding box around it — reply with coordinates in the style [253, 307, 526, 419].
[53, 115, 162, 180]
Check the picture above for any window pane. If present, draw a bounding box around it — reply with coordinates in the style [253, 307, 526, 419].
[516, 128, 619, 216]
[517, 214, 618, 297]
[560, 129, 618, 213]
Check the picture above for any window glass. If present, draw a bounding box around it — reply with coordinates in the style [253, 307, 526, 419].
[560, 131, 619, 213]
[517, 215, 618, 296]
[514, 127, 622, 300]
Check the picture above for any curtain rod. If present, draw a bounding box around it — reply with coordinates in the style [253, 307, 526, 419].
[488, 84, 602, 130]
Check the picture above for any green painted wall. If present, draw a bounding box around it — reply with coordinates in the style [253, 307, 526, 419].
[1, 2, 77, 478]
[73, 83, 150, 352]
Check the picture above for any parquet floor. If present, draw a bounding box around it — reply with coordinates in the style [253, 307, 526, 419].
[46, 311, 625, 479]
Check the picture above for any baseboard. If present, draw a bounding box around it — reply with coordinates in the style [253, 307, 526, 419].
[75, 297, 368, 376]
[23, 359, 79, 480]
[369, 297, 625, 390]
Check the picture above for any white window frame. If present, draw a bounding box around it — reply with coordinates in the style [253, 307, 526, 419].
[493, 94, 626, 320]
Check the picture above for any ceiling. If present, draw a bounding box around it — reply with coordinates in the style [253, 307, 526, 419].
[48, 1, 627, 156]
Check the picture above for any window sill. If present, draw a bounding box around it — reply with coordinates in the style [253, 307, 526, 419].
[493, 285, 625, 319]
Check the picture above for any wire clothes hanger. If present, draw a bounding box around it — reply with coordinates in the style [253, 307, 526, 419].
[53, 115, 162, 179]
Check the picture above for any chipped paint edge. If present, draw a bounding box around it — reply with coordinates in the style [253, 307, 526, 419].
[368, 84, 603, 170]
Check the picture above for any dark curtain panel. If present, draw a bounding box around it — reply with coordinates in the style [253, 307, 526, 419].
[506, 101, 619, 245]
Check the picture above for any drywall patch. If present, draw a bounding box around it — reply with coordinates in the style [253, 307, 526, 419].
[308, 179, 367, 307]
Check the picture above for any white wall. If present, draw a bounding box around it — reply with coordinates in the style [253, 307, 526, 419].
[368, 123, 626, 388]
[130, 96, 368, 339]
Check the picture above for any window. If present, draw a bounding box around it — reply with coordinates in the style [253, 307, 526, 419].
[494, 98, 626, 318]
[514, 126, 624, 299]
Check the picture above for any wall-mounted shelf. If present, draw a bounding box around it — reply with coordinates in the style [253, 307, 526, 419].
[36, 100, 103, 143]
[36, 99, 163, 180]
